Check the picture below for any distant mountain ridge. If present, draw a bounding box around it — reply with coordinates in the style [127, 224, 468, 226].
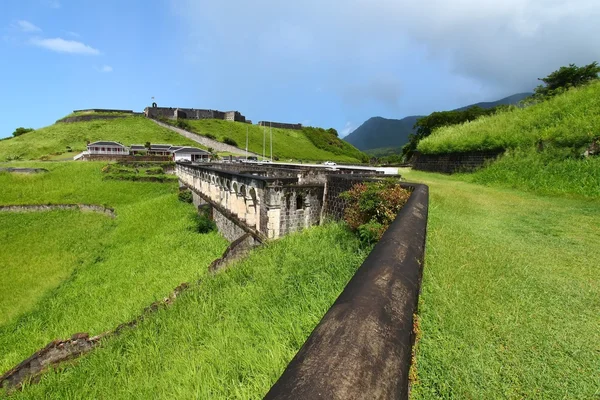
[344, 92, 532, 151]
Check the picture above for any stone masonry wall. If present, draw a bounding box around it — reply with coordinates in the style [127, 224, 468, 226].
[279, 186, 324, 236]
[258, 121, 302, 130]
[213, 207, 248, 242]
[412, 150, 504, 174]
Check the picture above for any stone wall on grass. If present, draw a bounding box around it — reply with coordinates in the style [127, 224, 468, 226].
[0, 204, 115, 218]
[412, 150, 504, 174]
[265, 183, 429, 400]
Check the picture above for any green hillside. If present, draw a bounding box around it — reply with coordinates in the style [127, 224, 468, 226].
[181, 119, 366, 162]
[418, 81, 600, 154]
[0, 162, 228, 372]
[0, 116, 200, 161]
[11, 223, 367, 399]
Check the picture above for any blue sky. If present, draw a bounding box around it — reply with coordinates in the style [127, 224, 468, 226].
[2, 0, 599, 138]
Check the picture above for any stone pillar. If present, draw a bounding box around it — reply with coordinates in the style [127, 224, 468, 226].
[304, 195, 311, 229]
[245, 196, 256, 227]
[264, 186, 282, 239]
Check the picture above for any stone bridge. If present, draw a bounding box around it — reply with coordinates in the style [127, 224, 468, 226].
[176, 162, 385, 242]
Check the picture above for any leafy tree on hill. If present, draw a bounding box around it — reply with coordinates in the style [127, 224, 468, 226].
[402, 106, 506, 160]
[534, 61, 600, 100]
[12, 127, 34, 137]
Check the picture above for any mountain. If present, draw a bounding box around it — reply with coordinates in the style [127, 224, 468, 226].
[344, 92, 533, 151]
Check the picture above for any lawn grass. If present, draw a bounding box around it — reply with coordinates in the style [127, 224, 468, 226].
[0, 116, 200, 161]
[418, 81, 600, 154]
[0, 162, 228, 373]
[184, 119, 363, 162]
[400, 168, 600, 398]
[0, 211, 113, 326]
[11, 223, 369, 399]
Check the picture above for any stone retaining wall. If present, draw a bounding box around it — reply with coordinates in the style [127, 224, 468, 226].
[57, 115, 128, 124]
[412, 150, 504, 174]
[265, 183, 429, 400]
[0, 168, 48, 174]
[0, 204, 115, 218]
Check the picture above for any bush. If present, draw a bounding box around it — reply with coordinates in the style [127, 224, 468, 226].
[178, 190, 193, 203]
[12, 127, 34, 137]
[204, 133, 216, 140]
[340, 179, 411, 244]
[176, 119, 191, 130]
[223, 137, 238, 147]
[192, 213, 217, 234]
[145, 167, 164, 175]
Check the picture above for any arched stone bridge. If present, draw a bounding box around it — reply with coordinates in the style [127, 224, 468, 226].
[176, 163, 384, 242]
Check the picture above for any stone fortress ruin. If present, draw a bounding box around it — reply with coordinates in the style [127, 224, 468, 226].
[144, 105, 303, 130]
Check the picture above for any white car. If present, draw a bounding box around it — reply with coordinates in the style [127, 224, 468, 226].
[323, 161, 337, 166]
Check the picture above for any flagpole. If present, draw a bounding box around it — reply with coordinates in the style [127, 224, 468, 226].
[270, 122, 273, 162]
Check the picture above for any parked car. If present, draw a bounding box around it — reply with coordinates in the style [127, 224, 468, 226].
[323, 161, 337, 166]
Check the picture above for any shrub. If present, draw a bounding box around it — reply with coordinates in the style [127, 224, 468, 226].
[145, 167, 164, 175]
[204, 133, 216, 140]
[66, 146, 73, 152]
[176, 119, 191, 130]
[340, 179, 411, 244]
[178, 190, 193, 203]
[223, 137, 238, 147]
[192, 213, 217, 234]
[12, 127, 34, 137]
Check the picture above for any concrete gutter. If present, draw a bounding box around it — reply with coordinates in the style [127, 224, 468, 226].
[264, 183, 429, 400]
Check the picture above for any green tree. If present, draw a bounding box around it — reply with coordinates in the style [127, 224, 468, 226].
[12, 127, 34, 137]
[144, 141, 151, 149]
[326, 128, 338, 137]
[534, 62, 600, 99]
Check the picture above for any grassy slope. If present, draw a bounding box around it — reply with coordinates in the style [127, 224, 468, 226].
[13, 223, 369, 399]
[402, 169, 600, 399]
[418, 81, 600, 154]
[0, 211, 112, 325]
[184, 119, 363, 162]
[461, 149, 600, 199]
[0, 116, 201, 160]
[0, 162, 228, 372]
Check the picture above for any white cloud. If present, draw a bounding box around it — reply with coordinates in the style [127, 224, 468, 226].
[44, 0, 61, 8]
[16, 20, 41, 33]
[64, 31, 81, 38]
[173, 0, 600, 94]
[340, 122, 355, 138]
[99, 65, 113, 73]
[30, 37, 100, 55]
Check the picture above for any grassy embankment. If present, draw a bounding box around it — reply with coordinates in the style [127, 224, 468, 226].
[403, 168, 600, 399]
[418, 81, 600, 155]
[0, 116, 201, 161]
[417, 81, 600, 198]
[183, 119, 365, 163]
[9, 222, 368, 399]
[0, 162, 228, 373]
